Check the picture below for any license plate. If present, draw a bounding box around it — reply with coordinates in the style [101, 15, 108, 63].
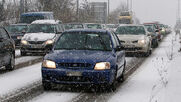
[67, 71, 82, 76]
[31, 45, 42, 48]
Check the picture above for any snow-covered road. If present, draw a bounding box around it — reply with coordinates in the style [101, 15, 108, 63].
[108, 33, 178, 102]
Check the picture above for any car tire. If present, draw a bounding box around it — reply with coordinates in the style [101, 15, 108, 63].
[42, 81, 52, 90]
[6, 54, 15, 71]
[21, 50, 27, 56]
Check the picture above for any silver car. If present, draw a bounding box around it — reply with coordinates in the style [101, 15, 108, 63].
[115, 24, 152, 56]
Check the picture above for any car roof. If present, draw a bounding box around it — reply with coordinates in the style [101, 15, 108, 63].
[21, 12, 53, 16]
[119, 24, 144, 27]
[64, 29, 108, 33]
[31, 20, 60, 24]
[9, 23, 28, 26]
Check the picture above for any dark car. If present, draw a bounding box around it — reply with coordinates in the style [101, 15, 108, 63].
[41, 29, 126, 91]
[5, 24, 28, 46]
[0, 27, 15, 70]
[144, 24, 159, 48]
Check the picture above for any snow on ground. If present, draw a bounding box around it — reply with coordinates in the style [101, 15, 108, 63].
[108, 33, 181, 102]
[28, 92, 79, 102]
[15, 56, 41, 65]
[15, 49, 20, 57]
[0, 63, 41, 97]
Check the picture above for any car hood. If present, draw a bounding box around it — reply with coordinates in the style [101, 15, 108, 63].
[22, 33, 56, 41]
[117, 35, 146, 41]
[45, 50, 114, 64]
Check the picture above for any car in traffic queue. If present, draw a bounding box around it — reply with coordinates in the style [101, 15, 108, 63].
[115, 24, 152, 56]
[64, 23, 86, 30]
[5, 24, 28, 46]
[144, 22, 163, 41]
[20, 20, 64, 56]
[41, 29, 126, 91]
[144, 24, 159, 48]
[0, 27, 15, 70]
[85, 23, 105, 29]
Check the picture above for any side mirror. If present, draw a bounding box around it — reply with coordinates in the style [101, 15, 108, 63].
[56, 31, 63, 34]
[155, 29, 159, 32]
[22, 30, 26, 34]
[115, 45, 124, 51]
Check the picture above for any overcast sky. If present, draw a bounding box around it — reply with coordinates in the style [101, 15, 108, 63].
[90, 0, 178, 26]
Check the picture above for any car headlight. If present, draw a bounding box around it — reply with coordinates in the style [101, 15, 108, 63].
[42, 60, 56, 69]
[21, 40, 28, 45]
[94, 62, 110, 70]
[138, 39, 145, 44]
[45, 40, 54, 45]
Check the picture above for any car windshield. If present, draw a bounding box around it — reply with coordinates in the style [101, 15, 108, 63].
[27, 24, 55, 33]
[5, 25, 28, 34]
[144, 25, 154, 32]
[64, 24, 84, 30]
[116, 26, 146, 35]
[86, 24, 102, 29]
[55, 32, 112, 51]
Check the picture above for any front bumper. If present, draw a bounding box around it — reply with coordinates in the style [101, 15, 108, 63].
[122, 44, 148, 53]
[42, 68, 115, 85]
[21, 44, 53, 53]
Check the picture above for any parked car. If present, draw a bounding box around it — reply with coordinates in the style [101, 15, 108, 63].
[19, 12, 54, 24]
[115, 24, 152, 56]
[64, 23, 86, 30]
[85, 23, 104, 29]
[144, 24, 159, 48]
[20, 20, 64, 55]
[41, 29, 126, 91]
[5, 24, 28, 46]
[0, 27, 15, 70]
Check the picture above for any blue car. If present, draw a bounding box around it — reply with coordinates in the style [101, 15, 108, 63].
[41, 29, 126, 91]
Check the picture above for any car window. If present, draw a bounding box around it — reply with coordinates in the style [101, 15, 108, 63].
[0, 28, 9, 39]
[55, 32, 112, 51]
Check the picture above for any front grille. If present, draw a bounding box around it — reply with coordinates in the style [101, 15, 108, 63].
[132, 40, 138, 43]
[28, 41, 44, 44]
[120, 40, 125, 43]
[125, 47, 142, 51]
[58, 63, 91, 68]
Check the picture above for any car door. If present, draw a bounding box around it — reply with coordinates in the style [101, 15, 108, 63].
[111, 32, 125, 77]
[0, 28, 14, 66]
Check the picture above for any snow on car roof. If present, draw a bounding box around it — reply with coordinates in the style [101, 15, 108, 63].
[31, 20, 60, 25]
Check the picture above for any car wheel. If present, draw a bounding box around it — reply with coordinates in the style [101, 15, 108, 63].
[6, 54, 15, 71]
[42, 81, 52, 90]
[118, 62, 126, 83]
[21, 50, 27, 56]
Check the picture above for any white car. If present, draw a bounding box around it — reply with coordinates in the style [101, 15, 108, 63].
[20, 20, 64, 55]
[115, 24, 152, 56]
